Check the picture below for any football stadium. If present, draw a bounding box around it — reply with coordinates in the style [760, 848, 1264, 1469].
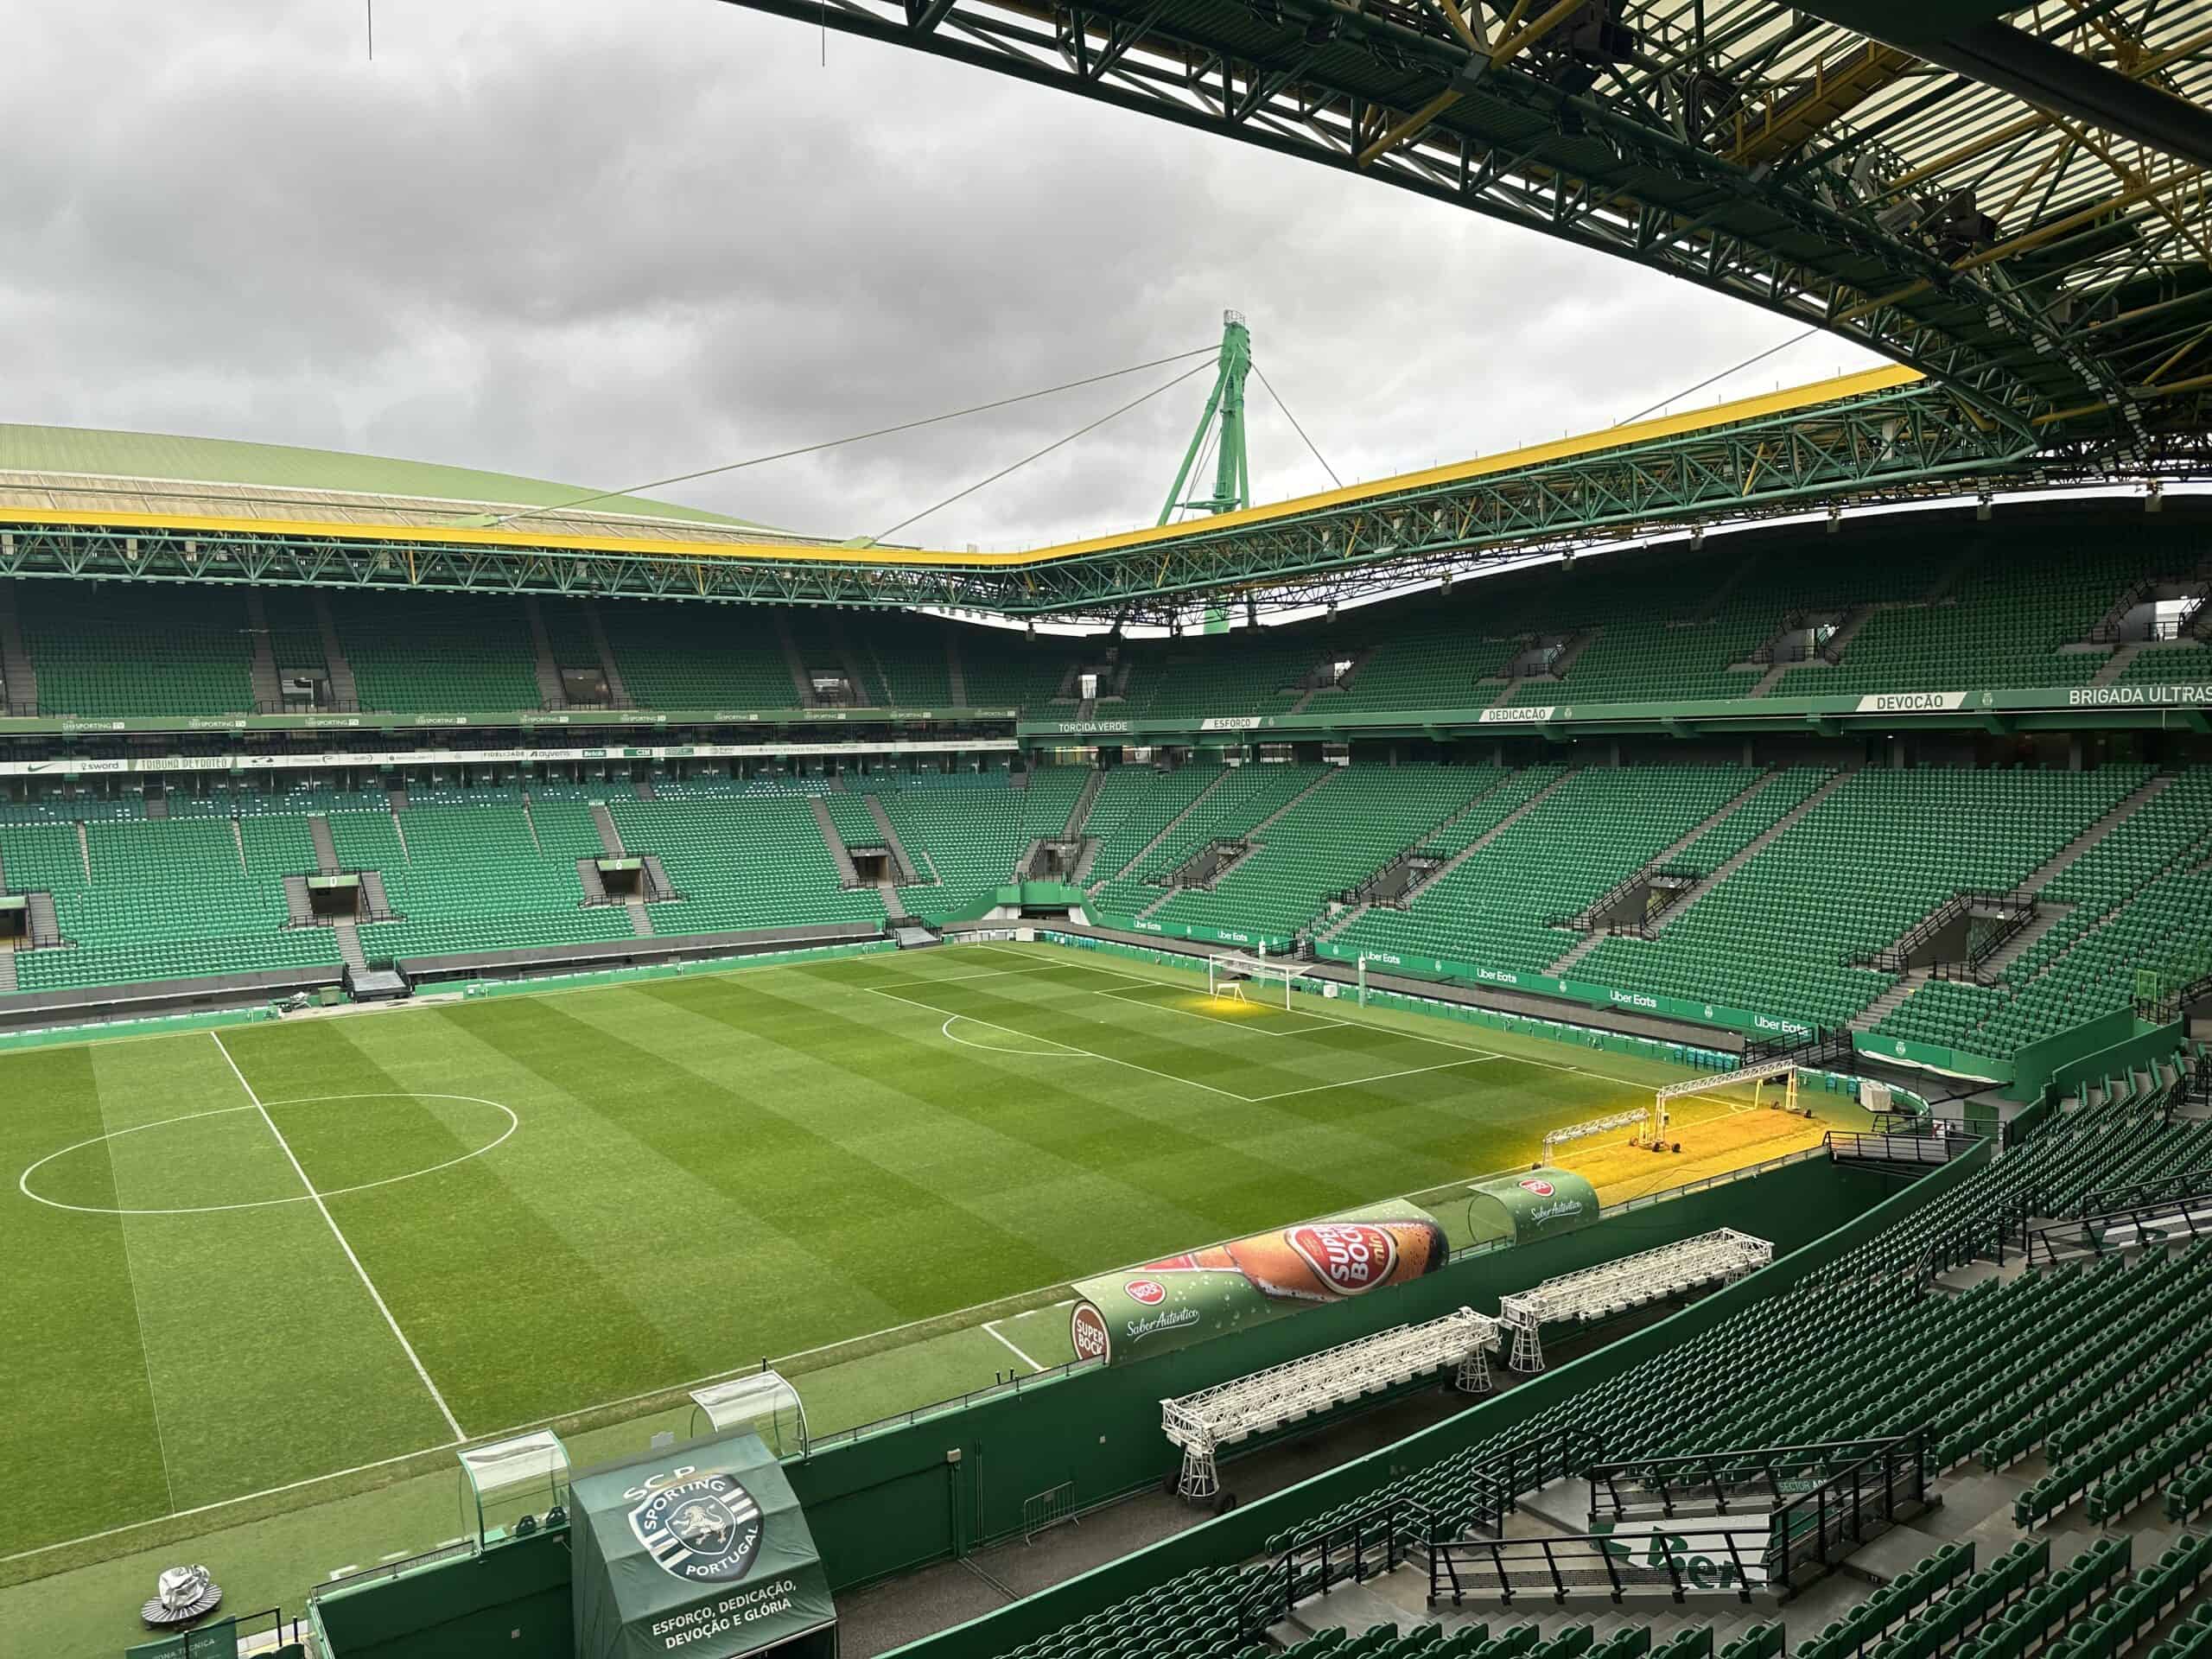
[4, 2, 2212, 1658]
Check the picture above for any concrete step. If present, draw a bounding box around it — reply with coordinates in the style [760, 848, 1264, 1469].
[1315, 899, 1370, 944]
[1135, 885, 1179, 920]
[1544, 771, 1785, 971]
[311, 592, 359, 706]
[1064, 768, 1107, 839]
[626, 899, 655, 938]
[807, 798, 862, 887]
[1404, 766, 1583, 905]
[0, 578, 41, 715]
[333, 921, 368, 972]
[583, 601, 635, 708]
[2016, 773, 2174, 895]
[590, 802, 626, 857]
[1975, 902, 2075, 981]
[308, 816, 340, 876]
[867, 797, 930, 885]
[1090, 767, 1236, 893]
[1249, 766, 1339, 835]
[245, 590, 282, 711]
[944, 629, 969, 705]
[282, 873, 316, 927]
[0, 950, 16, 995]
[1851, 968, 1931, 1033]
[524, 595, 563, 707]
[2093, 640, 2143, 686]
[777, 614, 814, 705]
[1649, 764, 1859, 935]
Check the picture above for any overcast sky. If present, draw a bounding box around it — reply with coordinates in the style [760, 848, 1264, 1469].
[3, 0, 1885, 550]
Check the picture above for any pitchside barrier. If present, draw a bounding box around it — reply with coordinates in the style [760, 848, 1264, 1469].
[884, 1141, 1993, 1659]
[1036, 931, 1927, 1120]
[776, 1155, 1912, 1597]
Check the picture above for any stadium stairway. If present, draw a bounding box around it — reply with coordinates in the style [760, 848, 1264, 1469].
[2014, 774, 2176, 896]
[1314, 770, 1521, 944]
[1643, 765, 1860, 936]
[523, 596, 564, 707]
[807, 798, 866, 887]
[0, 579, 39, 715]
[1852, 968, 1932, 1033]
[776, 615, 814, 703]
[945, 628, 969, 703]
[1064, 768, 1107, 839]
[1090, 766, 1236, 893]
[589, 802, 624, 856]
[308, 816, 340, 875]
[0, 950, 14, 994]
[244, 590, 282, 709]
[1401, 766, 1583, 906]
[582, 601, 634, 706]
[309, 593, 359, 707]
[1545, 771, 1792, 974]
[867, 796, 932, 886]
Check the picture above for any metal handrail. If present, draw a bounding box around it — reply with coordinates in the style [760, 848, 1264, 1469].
[1243, 1496, 1435, 1635]
[1430, 1522, 1767, 1607]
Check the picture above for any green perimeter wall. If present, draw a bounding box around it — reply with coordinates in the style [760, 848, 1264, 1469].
[790, 1155, 1902, 1595]
[316, 1532, 569, 1659]
[884, 1141, 1991, 1659]
[313, 1153, 1967, 1659]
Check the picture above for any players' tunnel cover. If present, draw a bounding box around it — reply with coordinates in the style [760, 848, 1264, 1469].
[573, 1432, 834, 1659]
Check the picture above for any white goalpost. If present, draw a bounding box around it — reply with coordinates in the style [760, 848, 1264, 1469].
[1543, 1058, 1811, 1156]
[1207, 950, 1312, 1010]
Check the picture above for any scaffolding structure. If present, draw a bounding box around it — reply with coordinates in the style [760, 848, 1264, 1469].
[1498, 1229, 1773, 1373]
[1160, 1308, 1497, 1499]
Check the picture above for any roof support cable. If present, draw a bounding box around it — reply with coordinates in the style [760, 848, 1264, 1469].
[1254, 362, 1343, 489]
[482, 345, 1221, 529]
[871, 358, 1217, 544]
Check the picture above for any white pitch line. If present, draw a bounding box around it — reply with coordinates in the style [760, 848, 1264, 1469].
[1090, 983, 1351, 1037]
[210, 1033, 466, 1443]
[982, 1319, 1046, 1373]
[865, 983, 1249, 1102]
[1242, 1054, 1504, 1102]
[969, 942, 1751, 1105]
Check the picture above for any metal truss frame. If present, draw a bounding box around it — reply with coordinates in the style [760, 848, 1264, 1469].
[0, 377, 2063, 621]
[709, 0, 2212, 449]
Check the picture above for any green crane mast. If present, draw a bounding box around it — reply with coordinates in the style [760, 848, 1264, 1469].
[1158, 310, 1252, 526]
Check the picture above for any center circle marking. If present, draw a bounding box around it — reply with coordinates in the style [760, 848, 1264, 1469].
[15, 1092, 519, 1217]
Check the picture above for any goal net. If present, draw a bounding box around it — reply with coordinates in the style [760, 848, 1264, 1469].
[1207, 950, 1313, 1010]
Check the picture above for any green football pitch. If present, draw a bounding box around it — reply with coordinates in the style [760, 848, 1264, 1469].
[0, 939, 1751, 1586]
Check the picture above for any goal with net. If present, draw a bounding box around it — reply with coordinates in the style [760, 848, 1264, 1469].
[1207, 950, 1316, 1010]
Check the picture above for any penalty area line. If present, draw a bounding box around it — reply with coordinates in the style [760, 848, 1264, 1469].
[209, 1032, 466, 1444]
[865, 983, 1249, 1103]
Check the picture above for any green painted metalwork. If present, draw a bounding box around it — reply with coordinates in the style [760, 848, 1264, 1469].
[1157, 312, 1252, 524]
[701, 0, 2212, 459]
[0, 377, 2061, 620]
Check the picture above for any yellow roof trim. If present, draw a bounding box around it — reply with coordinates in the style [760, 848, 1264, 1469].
[0, 364, 1922, 571]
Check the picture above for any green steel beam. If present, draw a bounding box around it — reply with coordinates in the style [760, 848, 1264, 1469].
[3, 378, 2200, 620]
[1159, 311, 1254, 524]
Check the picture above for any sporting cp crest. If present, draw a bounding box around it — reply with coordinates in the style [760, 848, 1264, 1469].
[629, 1471, 764, 1584]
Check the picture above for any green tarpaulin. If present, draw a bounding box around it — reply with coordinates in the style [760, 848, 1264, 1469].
[573, 1433, 836, 1659]
[1465, 1168, 1599, 1245]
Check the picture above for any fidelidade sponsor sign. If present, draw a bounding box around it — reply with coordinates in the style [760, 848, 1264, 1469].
[1068, 1200, 1447, 1364]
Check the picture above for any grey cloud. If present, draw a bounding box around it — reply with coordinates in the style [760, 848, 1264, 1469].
[1, 0, 1881, 550]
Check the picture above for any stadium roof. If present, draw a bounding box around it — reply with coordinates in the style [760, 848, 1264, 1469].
[0, 423, 813, 546]
[1, 364, 2042, 619]
[711, 0, 2212, 456]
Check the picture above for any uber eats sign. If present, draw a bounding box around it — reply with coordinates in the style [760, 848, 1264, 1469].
[573, 1432, 835, 1659]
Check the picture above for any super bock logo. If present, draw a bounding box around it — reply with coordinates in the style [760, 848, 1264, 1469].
[628, 1471, 764, 1584]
